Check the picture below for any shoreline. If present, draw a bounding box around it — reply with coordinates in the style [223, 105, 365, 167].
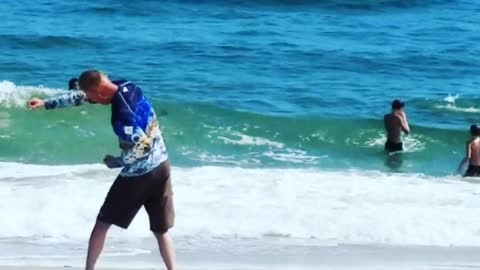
[1, 245, 480, 270]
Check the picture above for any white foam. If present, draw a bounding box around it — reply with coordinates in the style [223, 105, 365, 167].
[261, 148, 324, 164]
[0, 81, 64, 108]
[435, 94, 480, 113]
[362, 133, 425, 153]
[311, 131, 336, 144]
[364, 133, 386, 147]
[402, 135, 426, 153]
[205, 125, 285, 148]
[2, 162, 480, 247]
[443, 94, 459, 103]
[435, 104, 480, 113]
[0, 162, 105, 179]
[217, 131, 284, 148]
[186, 150, 241, 165]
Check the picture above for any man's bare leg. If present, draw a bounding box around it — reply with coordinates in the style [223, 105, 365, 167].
[154, 231, 176, 270]
[85, 221, 111, 270]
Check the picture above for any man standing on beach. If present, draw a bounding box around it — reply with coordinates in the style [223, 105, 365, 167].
[384, 99, 410, 153]
[27, 70, 176, 270]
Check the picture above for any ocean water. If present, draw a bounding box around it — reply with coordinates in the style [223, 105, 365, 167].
[1, 0, 480, 267]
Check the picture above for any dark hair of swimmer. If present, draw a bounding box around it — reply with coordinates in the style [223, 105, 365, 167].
[470, 124, 480, 137]
[391, 99, 405, 110]
[68, 78, 79, 90]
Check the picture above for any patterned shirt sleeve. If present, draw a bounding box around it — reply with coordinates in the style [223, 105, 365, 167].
[44, 91, 89, 110]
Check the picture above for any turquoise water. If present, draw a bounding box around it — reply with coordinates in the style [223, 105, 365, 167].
[1, 0, 479, 175]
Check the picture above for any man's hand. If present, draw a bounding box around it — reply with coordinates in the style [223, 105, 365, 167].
[103, 155, 123, 169]
[27, 98, 45, 110]
[396, 110, 410, 135]
[395, 110, 407, 120]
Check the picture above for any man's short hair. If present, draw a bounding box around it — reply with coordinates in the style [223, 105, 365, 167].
[471, 124, 480, 136]
[68, 78, 78, 90]
[79, 70, 102, 92]
[392, 99, 405, 110]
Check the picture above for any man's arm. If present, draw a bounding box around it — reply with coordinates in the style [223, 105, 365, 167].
[43, 91, 89, 110]
[110, 92, 155, 167]
[102, 118, 152, 169]
[457, 142, 471, 175]
[105, 124, 153, 169]
[28, 91, 89, 110]
[383, 115, 388, 131]
[397, 113, 410, 135]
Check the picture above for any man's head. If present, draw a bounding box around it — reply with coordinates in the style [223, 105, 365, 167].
[470, 124, 480, 137]
[392, 99, 405, 112]
[68, 78, 79, 90]
[79, 70, 115, 104]
[79, 70, 103, 92]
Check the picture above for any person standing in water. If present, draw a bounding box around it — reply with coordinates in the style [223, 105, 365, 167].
[384, 99, 410, 153]
[27, 70, 176, 270]
[458, 124, 480, 177]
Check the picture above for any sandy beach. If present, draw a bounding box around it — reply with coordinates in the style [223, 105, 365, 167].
[1, 244, 480, 270]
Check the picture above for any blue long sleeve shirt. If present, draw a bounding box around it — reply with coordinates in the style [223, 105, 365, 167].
[45, 80, 168, 177]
